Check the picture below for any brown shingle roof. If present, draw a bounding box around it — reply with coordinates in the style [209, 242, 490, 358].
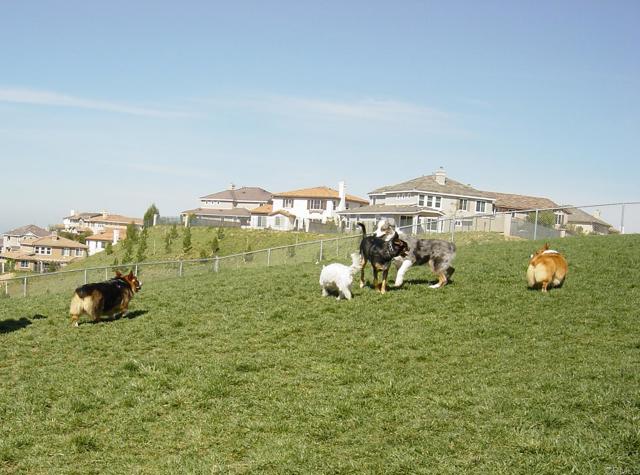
[85, 228, 126, 242]
[27, 236, 88, 249]
[181, 207, 251, 218]
[3, 224, 50, 237]
[370, 174, 495, 199]
[274, 186, 368, 204]
[200, 186, 273, 202]
[485, 192, 558, 210]
[564, 207, 612, 227]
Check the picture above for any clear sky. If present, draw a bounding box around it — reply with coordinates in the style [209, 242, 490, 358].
[1, 0, 639, 232]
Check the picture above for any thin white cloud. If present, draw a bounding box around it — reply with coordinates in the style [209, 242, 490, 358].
[232, 94, 452, 123]
[0, 87, 187, 118]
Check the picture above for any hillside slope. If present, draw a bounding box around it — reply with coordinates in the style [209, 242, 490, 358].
[1, 234, 638, 473]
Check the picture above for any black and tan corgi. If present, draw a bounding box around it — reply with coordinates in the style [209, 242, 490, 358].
[69, 271, 142, 326]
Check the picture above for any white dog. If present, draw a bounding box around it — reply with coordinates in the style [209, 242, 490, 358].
[319, 252, 361, 300]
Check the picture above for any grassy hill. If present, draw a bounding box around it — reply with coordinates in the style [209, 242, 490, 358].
[1, 234, 638, 473]
[64, 225, 334, 270]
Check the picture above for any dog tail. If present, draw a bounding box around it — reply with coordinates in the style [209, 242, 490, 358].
[357, 222, 366, 238]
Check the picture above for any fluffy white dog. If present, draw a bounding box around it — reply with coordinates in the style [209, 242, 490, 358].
[319, 252, 361, 300]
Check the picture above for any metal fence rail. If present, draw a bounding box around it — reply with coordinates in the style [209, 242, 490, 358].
[1, 201, 637, 299]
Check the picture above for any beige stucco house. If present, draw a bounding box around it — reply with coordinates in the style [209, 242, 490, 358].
[0, 233, 87, 272]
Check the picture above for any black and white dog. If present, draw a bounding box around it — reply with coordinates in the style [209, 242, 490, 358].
[375, 219, 456, 289]
[357, 222, 409, 294]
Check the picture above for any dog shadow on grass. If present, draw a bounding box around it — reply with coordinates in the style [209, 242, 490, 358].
[87, 309, 149, 325]
[0, 314, 47, 334]
[394, 278, 455, 287]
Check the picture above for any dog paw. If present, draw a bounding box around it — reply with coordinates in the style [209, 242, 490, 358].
[429, 283, 442, 289]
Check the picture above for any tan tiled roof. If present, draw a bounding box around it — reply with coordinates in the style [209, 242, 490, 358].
[370, 174, 495, 199]
[250, 204, 273, 215]
[86, 214, 143, 226]
[0, 250, 81, 264]
[27, 236, 88, 249]
[64, 212, 101, 220]
[86, 228, 126, 242]
[200, 187, 273, 202]
[269, 209, 296, 219]
[274, 186, 368, 204]
[485, 192, 558, 210]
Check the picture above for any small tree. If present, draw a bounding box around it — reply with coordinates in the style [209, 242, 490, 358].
[243, 238, 253, 262]
[527, 211, 556, 227]
[126, 222, 139, 244]
[164, 230, 172, 253]
[143, 203, 160, 227]
[169, 224, 179, 240]
[216, 227, 225, 240]
[136, 228, 148, 262]
[210, 236, 219, 255]
[183, 226, 192, 253]
[105, 242, 113, 255]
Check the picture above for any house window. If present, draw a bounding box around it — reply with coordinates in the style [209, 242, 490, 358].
[75, 249, 84, 256]
[62, 248, 70, 256]
[275, 216, 284, 227]
[475, 201, 487, 213]
[283, 198, 294, 208]
[426, 196, 442, 209]
[418, 195, 425, 206]
[35, 246, 52, 255]
[458, 199, 468, 211]
[20, 260, 30, 268]
[555, 213, 564, 226]
[307, 199, 324, 210]
[256, 216, 266, 227]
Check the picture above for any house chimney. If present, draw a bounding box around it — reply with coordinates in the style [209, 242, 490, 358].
[229, 183, 236, 190]
[337, 181, 346, 211]
[593, 209, 601, 219]
[70, 209, 76, 217]
[102, 210, 108, 218]
[434, 167, 446, 185]
[113, 229, 120, 245]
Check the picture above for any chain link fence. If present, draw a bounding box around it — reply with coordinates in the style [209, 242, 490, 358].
[2, 202, 637, 299]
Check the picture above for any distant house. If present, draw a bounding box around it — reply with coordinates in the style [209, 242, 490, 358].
[63, 211, 142, 234]
[248, 204, 298, 231]
[199, 185, 272, 210]
[564, 207, 613, 235]
[182, 185, 273, 227]
[265, 182, 368, 231]
[63, 211, 102, 233]
[85, 228, 126, 256]
[0, 233, 87, 272]
[486, 192, 567, 227]
[338, 168, 495, 232]
[1, 224, 51, 253]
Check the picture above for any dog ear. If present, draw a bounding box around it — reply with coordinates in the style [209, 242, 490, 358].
[543, 243, 550, 250]
[115, 270, 122, 278]
[127, 271, 134, 279]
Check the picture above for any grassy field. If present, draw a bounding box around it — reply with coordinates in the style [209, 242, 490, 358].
[1, 234, 638, 474]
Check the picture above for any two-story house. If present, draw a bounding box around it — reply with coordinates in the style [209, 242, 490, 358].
[63, 211, 142, 234]
[257, 183, 368, 231]
[63, 211, 102, 233]
[338, 168, 496, 232]
[485, 192, 567, 227]
[1, 224, 51, 253]
[85, 228, 126, 256]
[0, 232, 87, 273]
[181, 185, 273, 227]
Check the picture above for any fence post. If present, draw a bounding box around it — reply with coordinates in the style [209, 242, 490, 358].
[319, 240, 324, 262]
[450, 218, 454, 242]
[179, 261, 183, 277]
[267, 248, 271, 267]
[134, 264, 138, 276]
[84, 269, 88, 284]
[105, 267, 109, 280]
[23, 277, 27, 297]
[533, 209, 539, 240]
[620, 203, 626, 234]
[4, 281, 7, 296]
[214, 256, 219, 273]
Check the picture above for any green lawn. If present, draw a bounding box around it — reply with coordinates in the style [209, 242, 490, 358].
[1, 234, 638, 474]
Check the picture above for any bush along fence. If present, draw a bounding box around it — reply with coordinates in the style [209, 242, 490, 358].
[1, 201, 637, 299]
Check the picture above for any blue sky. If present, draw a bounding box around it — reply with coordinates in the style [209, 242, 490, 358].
[1, 0, 638, 232]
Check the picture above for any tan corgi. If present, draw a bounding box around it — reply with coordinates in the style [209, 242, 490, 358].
[527, 243, 568, 292]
